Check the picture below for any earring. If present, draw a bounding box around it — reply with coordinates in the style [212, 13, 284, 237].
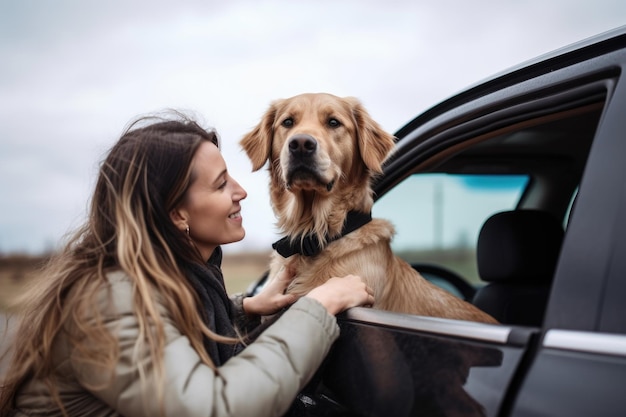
[185, 225, 190, 236]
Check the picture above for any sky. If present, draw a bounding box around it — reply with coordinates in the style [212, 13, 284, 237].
[1, 0, 625, 255]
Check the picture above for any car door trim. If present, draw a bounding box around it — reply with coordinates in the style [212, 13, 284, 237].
[342, 307, 514, 344]
[544, 329, 626, 357]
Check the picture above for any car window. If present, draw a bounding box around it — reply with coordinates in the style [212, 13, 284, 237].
[373, 173, 529, 286]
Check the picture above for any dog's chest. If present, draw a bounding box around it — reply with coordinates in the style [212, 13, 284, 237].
[288, 255, 328, 281]
[270, 219, 396, 295]
[269, 250, 343, 296]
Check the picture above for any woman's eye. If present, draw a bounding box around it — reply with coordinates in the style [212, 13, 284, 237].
[218, 180, 227, 190]
[281, 118, 294, 128]
[328, 118, 341, 128]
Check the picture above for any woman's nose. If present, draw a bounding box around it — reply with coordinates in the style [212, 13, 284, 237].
[233, 179, 247, 201]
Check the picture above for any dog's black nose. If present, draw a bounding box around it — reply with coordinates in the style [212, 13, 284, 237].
[288, 134, 317, 157]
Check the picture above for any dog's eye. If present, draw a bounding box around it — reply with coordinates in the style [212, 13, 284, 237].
[328, 118, 341, 128]
[281, 118, 294, 128]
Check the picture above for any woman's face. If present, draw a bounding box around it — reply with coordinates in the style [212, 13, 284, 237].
[172, 141, 247, 261]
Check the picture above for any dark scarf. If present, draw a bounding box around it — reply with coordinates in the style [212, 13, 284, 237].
[184, 247, 244, 366]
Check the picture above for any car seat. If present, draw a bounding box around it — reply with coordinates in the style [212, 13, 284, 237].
[472, 210, 564, 326]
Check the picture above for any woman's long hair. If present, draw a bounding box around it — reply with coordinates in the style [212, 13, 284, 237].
[0, 112, 235, 415]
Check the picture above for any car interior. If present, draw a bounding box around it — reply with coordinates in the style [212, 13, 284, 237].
[372, 91, 606, 327]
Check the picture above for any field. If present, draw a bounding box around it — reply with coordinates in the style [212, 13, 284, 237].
[0, 252, 271, 312]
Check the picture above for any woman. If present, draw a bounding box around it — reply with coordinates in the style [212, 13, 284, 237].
[0, 113, 374, 417]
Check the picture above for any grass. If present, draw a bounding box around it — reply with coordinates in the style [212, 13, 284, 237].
[221, 251, 271, 294]
[0, 252, 272, 312]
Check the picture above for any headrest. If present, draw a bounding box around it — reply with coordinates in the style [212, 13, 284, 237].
[477, 210, 564, 284]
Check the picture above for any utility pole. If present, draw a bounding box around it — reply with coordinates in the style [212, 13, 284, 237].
[434, 178, 443, 249]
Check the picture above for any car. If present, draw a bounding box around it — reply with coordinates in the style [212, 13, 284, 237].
[248, 25, 626, 416]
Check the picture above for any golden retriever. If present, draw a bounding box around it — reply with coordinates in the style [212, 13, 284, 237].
[240, 93, 497, 323]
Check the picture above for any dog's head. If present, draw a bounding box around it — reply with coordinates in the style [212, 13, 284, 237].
[240, 93, 395, 235]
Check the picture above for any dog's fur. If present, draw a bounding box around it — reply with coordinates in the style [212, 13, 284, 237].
[240, 93, 497, 323]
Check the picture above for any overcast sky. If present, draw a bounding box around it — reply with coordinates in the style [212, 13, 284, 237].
[1, 0, 624, 255]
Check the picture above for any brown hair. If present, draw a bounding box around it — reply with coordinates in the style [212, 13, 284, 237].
[0, 112, 235, 415]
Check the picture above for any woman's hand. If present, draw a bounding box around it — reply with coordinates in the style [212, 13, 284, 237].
[242, 267, 298, 316]
[305, 275, 374, 316]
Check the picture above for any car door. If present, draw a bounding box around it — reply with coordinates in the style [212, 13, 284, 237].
[507, 44, 626, 417]
[293, 29, 626, 417]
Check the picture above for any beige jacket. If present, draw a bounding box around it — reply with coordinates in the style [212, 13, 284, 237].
[13, 271, 339, 417]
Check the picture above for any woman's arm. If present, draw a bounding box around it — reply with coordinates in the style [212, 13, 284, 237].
[73, 273, 339, 417]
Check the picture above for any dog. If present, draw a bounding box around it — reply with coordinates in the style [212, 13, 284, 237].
[240, 93, 497, 323]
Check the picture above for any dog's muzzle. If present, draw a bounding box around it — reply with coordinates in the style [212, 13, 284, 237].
[284, 134, 335, 192]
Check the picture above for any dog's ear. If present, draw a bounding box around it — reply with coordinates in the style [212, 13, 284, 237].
[240, 102, 280, 171]
[348, 98, 396, 174]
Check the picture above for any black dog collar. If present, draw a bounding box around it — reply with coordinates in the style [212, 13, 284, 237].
[272, 211, 372, 258]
